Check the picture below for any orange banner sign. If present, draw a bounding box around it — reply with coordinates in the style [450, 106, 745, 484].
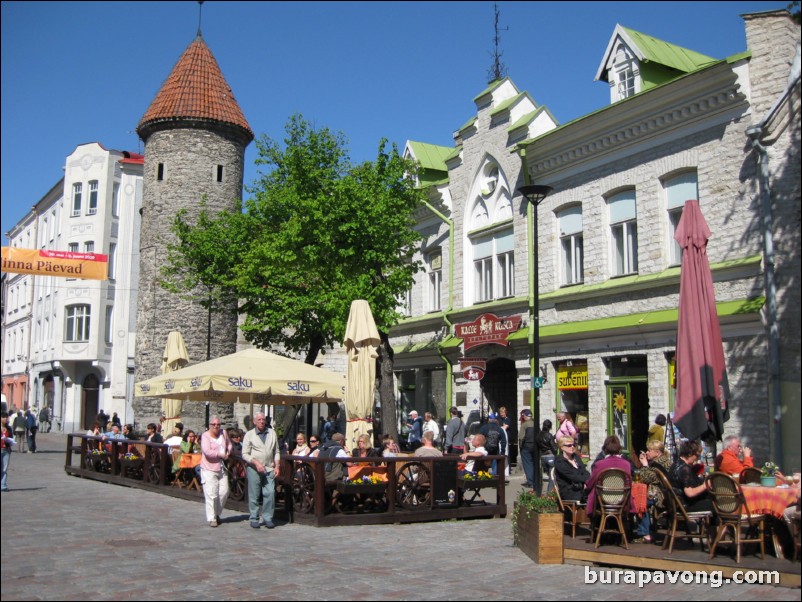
[1, 247, 108, 280]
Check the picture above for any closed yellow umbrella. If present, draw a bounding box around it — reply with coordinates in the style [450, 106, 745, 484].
[161, 331, 189, 435]
[344, 300, 381, 450]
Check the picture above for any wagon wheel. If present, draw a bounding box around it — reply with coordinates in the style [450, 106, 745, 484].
[395, 461, 432, 509]
[147, 450, 163, 484]
[292, 463, 316, 513]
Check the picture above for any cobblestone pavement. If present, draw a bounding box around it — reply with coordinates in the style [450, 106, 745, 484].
[1, 433, 799, 601]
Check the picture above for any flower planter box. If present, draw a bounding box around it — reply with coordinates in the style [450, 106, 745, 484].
[457, 478, 497, 490]
[336, 483, 387, 495]
[513, 503, 564, 564]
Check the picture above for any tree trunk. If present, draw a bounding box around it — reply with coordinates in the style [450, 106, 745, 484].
[378, 331, 398, 442]
[275, 333, 324, 442]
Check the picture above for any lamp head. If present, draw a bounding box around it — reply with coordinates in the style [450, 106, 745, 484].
[518, 184, 553, 206]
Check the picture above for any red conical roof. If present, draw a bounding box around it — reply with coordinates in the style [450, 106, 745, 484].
[138, 36, 253, 141]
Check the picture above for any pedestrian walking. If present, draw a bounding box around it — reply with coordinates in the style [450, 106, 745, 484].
[25, 408, 38, 453]
[200, 417, 232, 528]
[1, 411, 15, 491]
[242, 412, 281, 529]
[12, 410, 26, 453]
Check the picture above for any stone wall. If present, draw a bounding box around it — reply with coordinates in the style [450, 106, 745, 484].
[134, 127, 247, 433]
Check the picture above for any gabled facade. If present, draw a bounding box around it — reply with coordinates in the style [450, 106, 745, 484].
[393, 11, 800, 468]
[393, 77, 558, 432]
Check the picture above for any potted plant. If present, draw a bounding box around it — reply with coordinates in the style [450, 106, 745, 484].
[761, 461, 779, 487]
[512, 490, 563, 564]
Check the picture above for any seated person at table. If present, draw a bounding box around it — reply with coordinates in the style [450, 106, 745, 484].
[669, 440, 714, 514]
[318, 432, 350, 481]
[459, 433, 488, 474]
[172, 430, 201, 473]
[102, 424, 125, 440]
[86, 422, 102, 437]
[554, 436, 590, 502]
[637, 440, 672, 507]
[381, 435, 400, 458]
[414, 431, 443, 458]
[163, 423, 184, 448]
[585, 435, 640, 539]
[350, 434, 379, 463]
[307, 435, 321, 457]
[121, 424, 136, 440]
[584, 435, 635, 507]
[714, 435, 754, 476]
[145, 423, 163, 444]
[291, 433, 311, 456]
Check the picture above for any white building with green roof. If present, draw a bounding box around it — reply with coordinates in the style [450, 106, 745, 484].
[391, 10, 799, 470]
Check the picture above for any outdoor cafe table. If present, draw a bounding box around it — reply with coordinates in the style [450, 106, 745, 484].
[177, 453, 202, 490]
[741, 483, 800, 559]
[741, 483, 799, 519]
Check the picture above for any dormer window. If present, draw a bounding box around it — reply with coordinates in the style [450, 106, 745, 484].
[610, 44, 640, 103]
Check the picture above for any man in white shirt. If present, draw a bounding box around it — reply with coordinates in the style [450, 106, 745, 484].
[422, 412, 440, 448]
[460, 433, 488, 473]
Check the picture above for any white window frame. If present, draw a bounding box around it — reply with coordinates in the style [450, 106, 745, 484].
[104, 306, 114, 344]
[108, 243, 117, 280]
[112, 183, 120, 217]
[664, 171, 699, 266]
[65, 304, 91, 342]
[608, 190, 638, 276]
[88, 180, 99, 215]
[470, 227, 514, 304]
[558, 206, 584, 285]
[427, 250, 442, 312]
[84, 241, 94, 254]
[496, 250, 514, 298]
[71, 183, 82, 217]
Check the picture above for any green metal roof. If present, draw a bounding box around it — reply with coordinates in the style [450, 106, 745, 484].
[444, 146, 462, 163]
[407, 141, 452, 172]
[489, 92, 527, 117]
[457, 116, 477, 133]
[621, 26, 717, 74]
[473, 77, 510, 103]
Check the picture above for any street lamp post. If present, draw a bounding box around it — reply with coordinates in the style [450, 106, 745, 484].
[519, 184, 552, 495]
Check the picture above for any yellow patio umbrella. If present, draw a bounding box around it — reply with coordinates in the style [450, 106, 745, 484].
[343, 300, 381, 450]
[136, 348, 345, 405]
[161, 331, 190, 436]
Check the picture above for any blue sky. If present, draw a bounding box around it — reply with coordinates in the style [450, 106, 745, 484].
[0, 0, 790, 238]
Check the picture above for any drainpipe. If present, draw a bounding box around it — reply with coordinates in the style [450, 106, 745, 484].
[745, 125, 782, 465]
[422, 200, 455, 413]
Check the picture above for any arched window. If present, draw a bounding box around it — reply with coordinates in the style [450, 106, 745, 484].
[466, 159, 515, 304]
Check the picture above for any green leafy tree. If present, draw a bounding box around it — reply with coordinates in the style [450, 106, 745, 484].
[162, 114, 425, 440]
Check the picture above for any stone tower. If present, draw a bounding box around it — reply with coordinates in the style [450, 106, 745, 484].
[133, 35, 253, 430]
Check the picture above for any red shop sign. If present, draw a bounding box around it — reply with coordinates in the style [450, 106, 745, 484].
[455, 313, 522, 351]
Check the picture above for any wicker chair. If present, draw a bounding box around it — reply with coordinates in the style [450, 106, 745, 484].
[739, 467, 762, 484]
[590, 468, 631, 549]
[551, 467, 589, 538]
[653, 468, 711, 553]
[706, 471, 766, 563]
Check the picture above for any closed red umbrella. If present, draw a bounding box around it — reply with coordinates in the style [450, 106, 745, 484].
[673, 200, 730, 442]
